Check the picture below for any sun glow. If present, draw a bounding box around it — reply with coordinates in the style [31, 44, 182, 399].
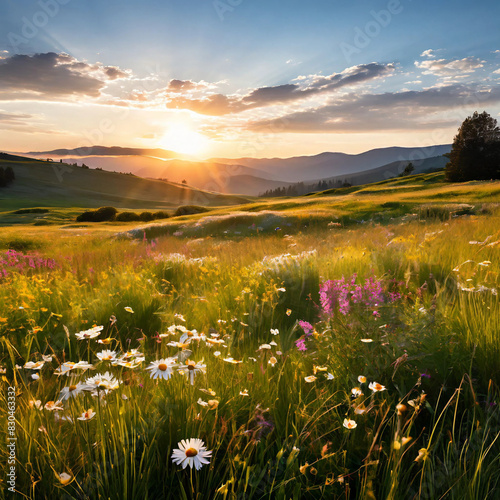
[159, 124, 209, 156]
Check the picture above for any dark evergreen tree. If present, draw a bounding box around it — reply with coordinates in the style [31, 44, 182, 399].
[0, 166, 15, 187]
[445, 111, 500, 181]
[401, 162, 415, 176]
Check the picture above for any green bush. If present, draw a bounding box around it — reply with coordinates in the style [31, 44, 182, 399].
[116, 212, 141, 222]
[139, 211, 154, 222]
[173, 205, 209, 217]
[76, 206, 117, 222]
[152, 211, 169, 220]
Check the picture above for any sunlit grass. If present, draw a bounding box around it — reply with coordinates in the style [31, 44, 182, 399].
[0, 198, 499, 499]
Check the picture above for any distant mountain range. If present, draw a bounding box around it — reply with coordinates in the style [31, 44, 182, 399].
[27, 146, 186, 160]
[22, 144, 452, 196]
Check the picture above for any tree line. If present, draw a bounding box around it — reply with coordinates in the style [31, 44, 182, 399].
[260, 178, 353, 198]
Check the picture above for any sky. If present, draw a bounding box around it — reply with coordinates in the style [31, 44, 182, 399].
[0, 0, 499, 159]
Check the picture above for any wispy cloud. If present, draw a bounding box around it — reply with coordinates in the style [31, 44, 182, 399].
[415, 56, 484, 77]
[165, 63, 395, 116]
[247, 84, 500, 133]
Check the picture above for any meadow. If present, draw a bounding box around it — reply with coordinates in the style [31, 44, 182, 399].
[1, 174, 499, 499]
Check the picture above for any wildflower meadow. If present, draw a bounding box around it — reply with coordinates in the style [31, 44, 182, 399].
[1, 201, 499, 499]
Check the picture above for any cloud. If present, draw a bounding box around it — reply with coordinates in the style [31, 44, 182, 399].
[167, 79, 208, 93]
[0, 110, 32, 122]
[0, 52, 129, 101]
[165, 63, 395, 116]
[415, 56, 484, 76]
[0, 109, 62, 134]
[420, 49, 437, 58]
[493, 69, 500, 75]
[247, 84, 500, 133]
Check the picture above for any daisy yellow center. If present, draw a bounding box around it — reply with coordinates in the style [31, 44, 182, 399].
[185, 447, 198, 457]
[187, 365, 195, 370]
[158, 363, 168, 371]
[69, 385, 77, 391]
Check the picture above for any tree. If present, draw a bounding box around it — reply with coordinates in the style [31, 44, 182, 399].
[0, 166, 15, 188]
[400, 162, 415, 177]
[445, 111, 500, 181]
[5, 167, 15, 184]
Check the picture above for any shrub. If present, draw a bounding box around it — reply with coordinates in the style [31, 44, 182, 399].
[152, 211, 169, 220]
[139, 211, 154, 222]
[76, 206, 117, 222]
[116, 212, 141, 222]
[173, 205, 209, 217]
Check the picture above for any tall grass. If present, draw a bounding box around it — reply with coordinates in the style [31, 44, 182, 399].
[0, 207, 499, 499]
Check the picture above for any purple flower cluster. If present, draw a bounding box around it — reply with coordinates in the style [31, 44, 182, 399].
[298, 320, 314, 335]
[295, 338, 308, 351]
[319, 273, 395, 317]
[295, 320, 314, 351]
[0, 249, 56, 278]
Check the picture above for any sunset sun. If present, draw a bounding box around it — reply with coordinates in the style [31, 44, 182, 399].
[159, 125, 209, 156]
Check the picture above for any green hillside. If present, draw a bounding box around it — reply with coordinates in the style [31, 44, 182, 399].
[0, 155, 250, 211]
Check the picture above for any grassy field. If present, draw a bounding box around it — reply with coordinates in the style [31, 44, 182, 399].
[0, 172, 499, 499]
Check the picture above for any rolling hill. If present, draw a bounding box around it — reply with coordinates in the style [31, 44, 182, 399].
[0, 155, 250, 210]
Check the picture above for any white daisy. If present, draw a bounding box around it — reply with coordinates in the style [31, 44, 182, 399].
[58, 382, 89, 401]
[96, 350, 117, 362]
[351, 387, 363, 397]
[343, 418, 357, 430]
[168, 324, 188, 335]
[146, 358, 178, 380]
[113, 359, 143, 369]
[180, 330, 206, 344]
[178, 360, 206, 385]
[270, 329, 279, 335]
[171, 438, 212, 470]
[55, 362, 76, 376]
[369, 382, 386, 393]
[24, 361, 45, 370]
[85, 372, 121, 394]
[223, 357, 242, 364]
[75, 326, 103, 340]
[44, 400, 64, 411]
[57, 472, 72, 485]
[77, 409, 95, 421]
